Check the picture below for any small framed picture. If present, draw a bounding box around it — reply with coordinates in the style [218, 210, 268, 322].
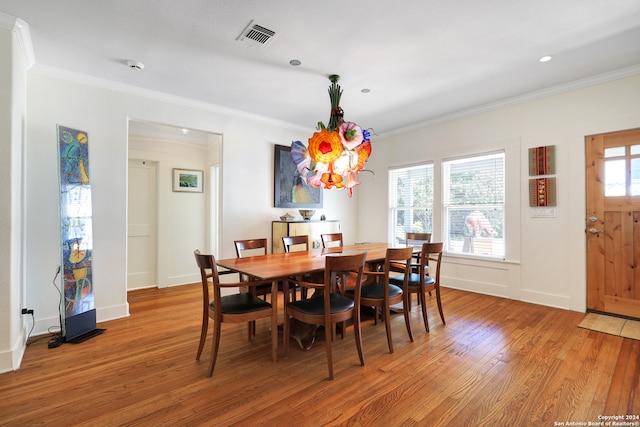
[173, 168, 203, 193]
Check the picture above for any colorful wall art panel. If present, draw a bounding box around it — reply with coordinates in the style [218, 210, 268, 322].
[529, 145, 556, 176]
[57, 125, 94, 319]
[529, 177, 557, 207]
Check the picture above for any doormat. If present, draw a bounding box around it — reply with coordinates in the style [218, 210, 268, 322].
[578, 313, 640, 341]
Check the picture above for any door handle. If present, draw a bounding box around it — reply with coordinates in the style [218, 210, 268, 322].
[588, 228, 603, 234]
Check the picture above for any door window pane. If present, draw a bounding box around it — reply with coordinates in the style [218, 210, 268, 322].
[632, 158, 640, 196]
[604, 159, 626, 196]
[604, 146, 625, 157]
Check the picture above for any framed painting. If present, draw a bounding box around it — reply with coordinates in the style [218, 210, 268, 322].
[173, 168, 203, 192]
[274, 144, 322, 208]
[529, 177, 557, 207]
[529, 145, 556, 176]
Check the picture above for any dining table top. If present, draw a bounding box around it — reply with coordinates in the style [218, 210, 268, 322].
[216, 242, 396, 280]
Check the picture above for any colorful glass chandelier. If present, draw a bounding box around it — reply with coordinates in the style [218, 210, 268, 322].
[291, 75, 372, 198]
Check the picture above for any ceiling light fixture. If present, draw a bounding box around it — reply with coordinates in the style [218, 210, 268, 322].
[290, 75, 372, 198]
[289, 59, 301, 66]
[539, 55, 553, 63]
[361, 88, 371, 93]
[126, 60, 145, 70]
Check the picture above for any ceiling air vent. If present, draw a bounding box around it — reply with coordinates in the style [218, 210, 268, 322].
[237, 20, 277, 48]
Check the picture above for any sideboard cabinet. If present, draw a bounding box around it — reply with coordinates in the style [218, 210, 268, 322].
[272, 220, 340, 253]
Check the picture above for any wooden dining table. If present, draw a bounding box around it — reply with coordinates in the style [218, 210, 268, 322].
[216, 242, 391, 282]
[215, 242, 394, 350]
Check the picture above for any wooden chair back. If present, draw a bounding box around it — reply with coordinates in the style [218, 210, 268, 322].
[406, 232, 431, 247]
[417, 242, 443, 286]
[282, 235, 309, 253]
[321, 232, 343, 248]
[233, 238, 269, 295]
[234, 238, 268, 258]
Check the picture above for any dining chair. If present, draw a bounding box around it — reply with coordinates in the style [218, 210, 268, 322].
[193, 250, 278, 377]
[282, 235, 313, 300]
[234, 238, 271, 299]
[405, 232, 432, 301]
[321, 232, 343, 248]
[282, 235, 309, 253]
[389, 242, 445, 332]
[284, 251, 367, 380]
[234, 238, 268, 260]
[345, 247, 415, 353]
[405, 232, 431, 247]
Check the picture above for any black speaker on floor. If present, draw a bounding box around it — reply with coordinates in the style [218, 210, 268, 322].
[64, 309, 105, 343]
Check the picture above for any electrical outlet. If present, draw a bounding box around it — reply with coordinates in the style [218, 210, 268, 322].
[21, 308, 34, 315]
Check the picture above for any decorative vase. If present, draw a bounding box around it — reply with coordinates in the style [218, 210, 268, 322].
[298, 209, 315, 220]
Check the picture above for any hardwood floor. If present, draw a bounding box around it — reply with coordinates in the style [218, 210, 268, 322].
[1, 284, 638, 426]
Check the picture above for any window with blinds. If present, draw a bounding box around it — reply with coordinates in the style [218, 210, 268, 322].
[388, 163, 434, 246]
[443, 151, 505, 258]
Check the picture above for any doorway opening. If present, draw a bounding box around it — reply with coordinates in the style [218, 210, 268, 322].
[127, 120, 222, 291]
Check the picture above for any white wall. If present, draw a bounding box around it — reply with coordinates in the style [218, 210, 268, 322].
[0, 20, 29, 373]
[22, 69, 359, 341]
[357, 73, 640, 312]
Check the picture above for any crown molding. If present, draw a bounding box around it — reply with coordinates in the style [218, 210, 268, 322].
[31, 63, 312, 134]
[382, 64, 640, 138]
[0, 12, 35, 69]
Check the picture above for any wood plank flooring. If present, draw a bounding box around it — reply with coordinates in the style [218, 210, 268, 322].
[1, 284, 638, 426]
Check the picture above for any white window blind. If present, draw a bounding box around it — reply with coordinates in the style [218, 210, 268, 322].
[389, 163, 434, 246]
[443, 152, 505, 258]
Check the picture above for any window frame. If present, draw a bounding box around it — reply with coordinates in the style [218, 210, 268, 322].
[441, 150, 506, 259]
[388, 162, 435, 247]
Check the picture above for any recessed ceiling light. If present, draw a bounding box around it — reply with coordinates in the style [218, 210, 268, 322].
[289, 59, 301, 66]
[361, 88, 371, 93]
[126, 60, 145, 70]
[539, 55, 553, 63]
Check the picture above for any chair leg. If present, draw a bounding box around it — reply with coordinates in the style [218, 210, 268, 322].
[402, 291, 414, 342]
[419, 291, 430, 332]
[383, 303, 394, 353]
[353, 309, 365, 367]
[325, 321, 334, 380]
[435, 286, 445, 325]
[196, 314, 208, 360]
[208, 318, 222, 377]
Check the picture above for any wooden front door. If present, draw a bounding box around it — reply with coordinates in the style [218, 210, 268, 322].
[586, 128, 640, 318]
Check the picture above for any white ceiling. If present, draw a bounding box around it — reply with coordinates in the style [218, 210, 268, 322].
[2, 0, 640, 136]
